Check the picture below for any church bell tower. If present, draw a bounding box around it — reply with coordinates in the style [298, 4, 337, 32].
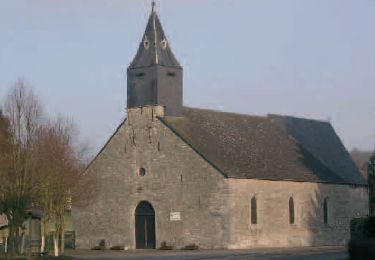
[127, 2, 183, 116]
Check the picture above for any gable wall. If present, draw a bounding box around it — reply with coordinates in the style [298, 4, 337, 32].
[227, 178, 368, 248]
[73, 106, 229, 249]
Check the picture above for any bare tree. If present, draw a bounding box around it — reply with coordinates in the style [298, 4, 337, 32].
[0, 109, 11, 192]
[0, 80, 42, 257]
[34, 118, 86, 256]
[1, 80, 94, 257]
[0, 110, 11, 259]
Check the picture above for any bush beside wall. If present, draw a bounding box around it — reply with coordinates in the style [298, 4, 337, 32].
[349, 217, 375, 260]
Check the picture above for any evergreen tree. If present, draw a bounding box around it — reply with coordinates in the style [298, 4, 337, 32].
[368, 153, 375, 216]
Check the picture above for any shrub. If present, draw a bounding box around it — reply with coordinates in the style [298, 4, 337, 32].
[110, 245, 124, 250]
[91, 239, 106, 250]
[364, 216, 375, 239]
[182, 243, 199, 250]
[99, 239, 106, 248]
[351, 217, 375, 239]
[349, 217, 375, 260]
[158, 241, 174, 250]
[348, 239, 375, 260]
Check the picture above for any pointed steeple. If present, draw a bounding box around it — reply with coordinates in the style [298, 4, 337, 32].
[127, 2, 183, 116]
[129, 2, 181, 68]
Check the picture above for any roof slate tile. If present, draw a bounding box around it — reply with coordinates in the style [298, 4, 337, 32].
[159, 107, 366, 185]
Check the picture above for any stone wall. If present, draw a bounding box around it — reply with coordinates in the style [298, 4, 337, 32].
[73, 106, 229, 249]
[226, 179, 368, 248]
[73, 105, 368, 250]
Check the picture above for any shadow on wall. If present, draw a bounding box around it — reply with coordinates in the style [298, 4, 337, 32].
[297, 143, 357, 247]
[304, 186, 330, 246]
[304, 181, 365, 246]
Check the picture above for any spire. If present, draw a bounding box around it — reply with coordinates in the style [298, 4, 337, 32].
[127, 2, 183, 116]
[129, 2, 181, 68]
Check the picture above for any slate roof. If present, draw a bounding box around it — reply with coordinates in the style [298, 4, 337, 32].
[129, 6, 180, 69]
[159, 107, 366, 185]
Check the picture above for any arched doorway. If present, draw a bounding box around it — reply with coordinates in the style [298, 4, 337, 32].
[135, 201, 155, 249]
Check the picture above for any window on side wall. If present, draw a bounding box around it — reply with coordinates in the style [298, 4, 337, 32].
[323, 197, 329, 225]
[289, 197, 295, 224]
[251, 196, 257, 225]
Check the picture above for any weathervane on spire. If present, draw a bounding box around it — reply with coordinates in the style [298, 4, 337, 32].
[152, 1, 156, 12]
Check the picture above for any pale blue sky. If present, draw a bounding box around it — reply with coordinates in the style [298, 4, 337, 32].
[0, 0, 374, 154]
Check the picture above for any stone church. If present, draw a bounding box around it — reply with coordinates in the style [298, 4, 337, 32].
[74, 3, 368, 249]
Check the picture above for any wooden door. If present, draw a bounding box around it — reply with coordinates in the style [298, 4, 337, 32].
[135, 201, 155, 249]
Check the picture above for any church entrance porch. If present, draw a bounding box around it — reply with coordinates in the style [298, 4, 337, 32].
[135, 201, 156, 249]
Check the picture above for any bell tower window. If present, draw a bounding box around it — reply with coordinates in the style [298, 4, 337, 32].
[144, 39, 150, 49]
[161, 39, 168, 49]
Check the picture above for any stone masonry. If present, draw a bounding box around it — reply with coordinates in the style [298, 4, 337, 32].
[73, 105, 368, 249]
[227, 179, 368, 248]
[74, 106, 230, 249]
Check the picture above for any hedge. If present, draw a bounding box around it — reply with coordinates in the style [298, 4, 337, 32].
[349, 216, 375, 260]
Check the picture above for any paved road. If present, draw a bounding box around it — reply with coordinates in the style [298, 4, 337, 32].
[66, 246, 348, 260]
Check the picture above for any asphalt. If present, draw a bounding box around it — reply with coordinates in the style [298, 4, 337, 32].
[66, 246, 348, 260]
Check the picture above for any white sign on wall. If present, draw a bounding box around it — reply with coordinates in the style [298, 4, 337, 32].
[170, 212, 181, 221]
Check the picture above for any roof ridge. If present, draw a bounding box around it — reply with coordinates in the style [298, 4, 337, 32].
[268, 113, 330, 124]
[182, 107, 331, 124]
[182, 106, 268, 120]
